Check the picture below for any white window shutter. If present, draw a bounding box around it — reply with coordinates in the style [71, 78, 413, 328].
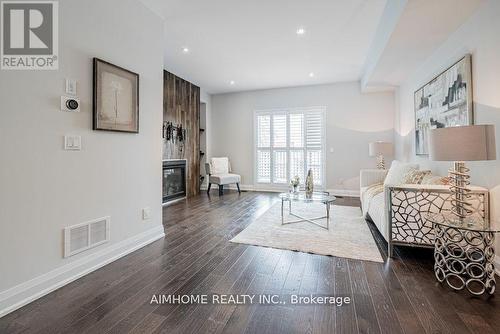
[255, 108, 325, 188]
[257, 115, 271, 148]
[257, 150, 271, 183]
[305, 111, 323, 148]
[272, 114, 287, 148]
[289, 113, 304, 148]
[273, 151, 287, 183]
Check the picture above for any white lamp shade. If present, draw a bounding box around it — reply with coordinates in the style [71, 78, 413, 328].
[429, 125, 496, 161]
[369, 142, 393, 157]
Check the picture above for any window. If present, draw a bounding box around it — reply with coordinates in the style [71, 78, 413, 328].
[255, 107, 326, 188]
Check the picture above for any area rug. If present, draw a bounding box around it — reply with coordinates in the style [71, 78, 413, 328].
[230, 202, 383, 263]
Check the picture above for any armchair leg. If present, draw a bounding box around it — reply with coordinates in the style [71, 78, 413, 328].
[207, 183, 211, 194]
[218, 185, 223, 196]
[236, 183, 241, 193]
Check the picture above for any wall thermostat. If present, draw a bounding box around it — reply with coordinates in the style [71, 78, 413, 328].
[61, 96, 80, 112]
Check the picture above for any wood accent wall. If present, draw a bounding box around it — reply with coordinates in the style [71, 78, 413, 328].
[163, 71, 200, 197]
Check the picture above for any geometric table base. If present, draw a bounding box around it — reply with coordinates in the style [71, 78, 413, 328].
[434, 223, 496, 295]
[279, 192, 336, 231]
[281, 198, 331, 230]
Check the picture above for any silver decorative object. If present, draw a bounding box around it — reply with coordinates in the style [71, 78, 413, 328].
[305, 169, 314, 199]
[449, 161, 472, 218]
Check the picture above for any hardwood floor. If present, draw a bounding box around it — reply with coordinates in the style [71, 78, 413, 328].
[1, 191, 499, 333]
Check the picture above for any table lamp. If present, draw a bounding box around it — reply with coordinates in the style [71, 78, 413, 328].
[369, 141, 393, 169]
[429, 125, 496, 219]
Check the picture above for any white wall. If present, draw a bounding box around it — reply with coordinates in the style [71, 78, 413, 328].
[0, 0, 164, 315]
[394, 0, 500, 257]
[210, 82, 395, 190]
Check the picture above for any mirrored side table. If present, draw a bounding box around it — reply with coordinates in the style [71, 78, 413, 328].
[426, 213, 499, 295]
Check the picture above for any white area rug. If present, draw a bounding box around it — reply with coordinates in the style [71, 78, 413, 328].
[230, 202, 383, 263]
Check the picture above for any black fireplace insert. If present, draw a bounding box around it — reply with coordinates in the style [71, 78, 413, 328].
[163, 160, 186, 203]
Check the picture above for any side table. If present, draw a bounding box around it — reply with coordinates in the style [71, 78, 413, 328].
[426, 213, 498, 295]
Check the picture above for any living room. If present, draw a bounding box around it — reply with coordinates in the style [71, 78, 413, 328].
[1, 0, 500, 333]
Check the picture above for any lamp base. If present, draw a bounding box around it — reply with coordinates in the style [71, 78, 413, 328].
[376, 154, 385, 170]
[449, 161, 472, 219]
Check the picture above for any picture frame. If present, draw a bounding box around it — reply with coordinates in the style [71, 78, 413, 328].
[414, 54, 473, 155]
[93, 58, 139, 133]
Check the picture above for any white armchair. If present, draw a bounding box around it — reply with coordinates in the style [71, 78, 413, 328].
[205, 157, 241, 195]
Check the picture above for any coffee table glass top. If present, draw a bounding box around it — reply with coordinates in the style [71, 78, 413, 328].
[426, 212, 500, 233]
[279, 192, 336, 204]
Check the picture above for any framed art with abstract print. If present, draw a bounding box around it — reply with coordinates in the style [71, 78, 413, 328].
[414, 54, 473, 155]
[93, 58, 139, 133]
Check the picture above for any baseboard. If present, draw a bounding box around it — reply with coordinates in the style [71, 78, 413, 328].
[201, 184, 260, 192]
[201, 184, 360, 198]
[326, 188, 360, 198]
[0, 225, 165, 318]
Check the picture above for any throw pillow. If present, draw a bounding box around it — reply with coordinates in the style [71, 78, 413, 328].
[403, 170, 432, 184]
[211, 157, 229, 174]
[383, 160, 419, 186]
[421, 174, 451, 185]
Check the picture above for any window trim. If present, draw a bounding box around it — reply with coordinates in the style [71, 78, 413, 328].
[253, 107, 326, 191]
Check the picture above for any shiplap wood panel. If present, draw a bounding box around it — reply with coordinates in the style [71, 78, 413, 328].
[163, 71, 200, 197]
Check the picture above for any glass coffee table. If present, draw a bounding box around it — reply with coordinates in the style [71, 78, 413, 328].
[279, 192, 336, 230]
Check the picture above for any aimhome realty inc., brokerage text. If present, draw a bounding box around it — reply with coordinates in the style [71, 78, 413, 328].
[150, 294, 351, 306]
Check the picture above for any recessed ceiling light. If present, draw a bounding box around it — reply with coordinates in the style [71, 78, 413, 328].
[182, 47, 189, 53]
[309, 72, 315, 77]
[296, 27, 305, 35]
[230, 80, 235, 85]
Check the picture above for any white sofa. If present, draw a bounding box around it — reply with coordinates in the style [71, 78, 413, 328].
[360, 168, 489, 257]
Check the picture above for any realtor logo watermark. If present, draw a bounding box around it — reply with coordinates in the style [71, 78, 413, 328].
[1, 1, 58, 70]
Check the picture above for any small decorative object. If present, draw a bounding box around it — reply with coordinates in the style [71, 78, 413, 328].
[305, 169, 314, 198]
[429, 125, 496, 220]
[289, 175, 300, 193]
[368, 141, 393, 169]
[414, 54, 473, 155]
[93, 58, 139, 133]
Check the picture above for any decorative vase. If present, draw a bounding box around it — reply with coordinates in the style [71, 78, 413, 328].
[305, 169, 314, 198]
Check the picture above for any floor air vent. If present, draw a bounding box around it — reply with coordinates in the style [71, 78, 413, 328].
[64, 216, 110, 258]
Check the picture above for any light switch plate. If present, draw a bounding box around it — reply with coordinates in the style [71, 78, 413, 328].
[142, 207, 151, 221]
[65, 79, 77, 95]
[64, 135, 81, 151]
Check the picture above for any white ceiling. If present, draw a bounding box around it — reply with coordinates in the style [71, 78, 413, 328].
[139, 0, 387, 94]
[362, 0, 483, 91]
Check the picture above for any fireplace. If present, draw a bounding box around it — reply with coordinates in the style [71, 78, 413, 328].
[163, 160, 186, 203]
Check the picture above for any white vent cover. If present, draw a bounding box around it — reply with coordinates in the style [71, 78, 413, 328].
[64, 216, 110, 258]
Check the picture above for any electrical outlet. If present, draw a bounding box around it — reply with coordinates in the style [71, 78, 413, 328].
[142, 207, 151, 221]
